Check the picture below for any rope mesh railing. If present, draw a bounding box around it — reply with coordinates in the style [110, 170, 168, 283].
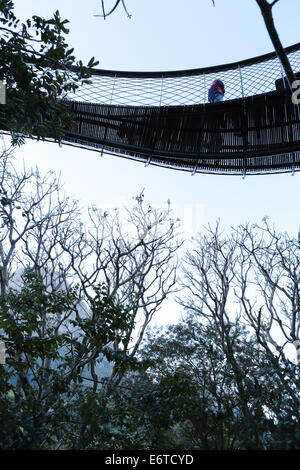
[66, 44, 300, 106]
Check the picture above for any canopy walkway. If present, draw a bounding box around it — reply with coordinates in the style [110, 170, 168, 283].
[64, 43, 300, 174]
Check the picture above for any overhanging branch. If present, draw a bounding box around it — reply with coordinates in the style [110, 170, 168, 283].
[256, 0, 295, 89]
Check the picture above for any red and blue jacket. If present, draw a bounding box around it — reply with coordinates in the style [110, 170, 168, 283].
[208, 79, 225, 102]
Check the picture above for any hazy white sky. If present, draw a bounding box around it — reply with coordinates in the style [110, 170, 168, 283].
[7, 0, 300, 241]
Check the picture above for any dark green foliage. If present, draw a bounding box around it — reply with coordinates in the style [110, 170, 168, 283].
[0, 1, 98, 144]
[0, 269, 76, 448]
[0, 269, 138, 449]
[0, 264, 299, 449]
[1, 271, 299, 449]
[137, 316, 300, 449]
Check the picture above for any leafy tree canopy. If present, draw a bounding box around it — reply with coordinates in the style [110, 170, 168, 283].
[0, 0, 99, 145]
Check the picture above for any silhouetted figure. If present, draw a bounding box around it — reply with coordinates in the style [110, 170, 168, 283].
[208, 79, 225, 103]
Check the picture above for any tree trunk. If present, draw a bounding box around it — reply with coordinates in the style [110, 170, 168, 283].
[256, 0, 295, 89]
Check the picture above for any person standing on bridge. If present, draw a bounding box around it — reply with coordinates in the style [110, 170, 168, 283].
[208, 79, 225, 103]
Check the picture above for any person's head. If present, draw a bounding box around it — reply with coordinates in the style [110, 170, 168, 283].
[212, 79, 224, 93]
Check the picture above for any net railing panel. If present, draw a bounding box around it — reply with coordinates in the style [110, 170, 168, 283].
[66, 44, 300, 106]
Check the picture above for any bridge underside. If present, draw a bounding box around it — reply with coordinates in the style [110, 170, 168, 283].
[63, 90, 300, 175]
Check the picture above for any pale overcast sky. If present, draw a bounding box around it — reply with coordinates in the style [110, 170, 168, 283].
[3, 0, 299, 326]
[0, 0, 298, 314]
[7, 0, 300, 237]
